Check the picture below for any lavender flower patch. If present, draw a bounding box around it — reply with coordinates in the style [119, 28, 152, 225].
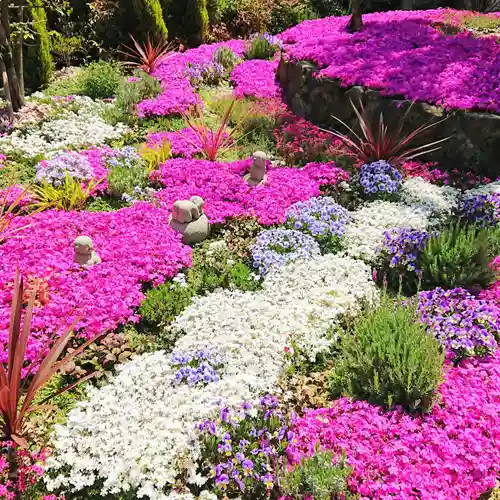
[286, 196, 348, 252]
[104, 146, 143, 169]
[359, 160, 402, 199]
[36, 151, 94, 186]
[250, 229, 320, 275]
[171, 351, 223, 387]
[185, 61, 227, 88]
[417, 287, 500, 359]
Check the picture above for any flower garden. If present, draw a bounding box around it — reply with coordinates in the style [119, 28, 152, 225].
[0, 7, 500, 500]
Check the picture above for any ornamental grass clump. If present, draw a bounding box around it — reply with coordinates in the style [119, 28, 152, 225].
[251, 229, 321, 275]
[417, 287, 500, 360]
[419, 222, 496, 291]
[359, 160, 402, 200]
[286, 196, 348, 253]
[279, 446, 353, 500]
[197, 395, 291, 497]
[328, 298, 444, 413]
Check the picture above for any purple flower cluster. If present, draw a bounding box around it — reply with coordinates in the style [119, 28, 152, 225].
[197, 395, 292, 496]
[251, 228, 320, 275]
[380, 228, 431, 272]
[461, 192, 500, 226]
[359, 160, 402, 197]
[184, 61, 227, 87]
[36, 151, 94, 186]
[104, 146, 143, 169]
[417, 287, 500, 358]
[171, 350, 222, 387]
[286, 196, 348, 247]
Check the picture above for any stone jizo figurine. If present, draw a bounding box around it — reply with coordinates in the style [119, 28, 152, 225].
[169, 196, 210, 245]
[74, 235, 101, 267]
[245, 151, 268, 186]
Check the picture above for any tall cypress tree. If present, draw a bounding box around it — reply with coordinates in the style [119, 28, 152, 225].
[132, 0, 169, 40]
[28, 0, 53, 87]
[185, 0, 209, 46]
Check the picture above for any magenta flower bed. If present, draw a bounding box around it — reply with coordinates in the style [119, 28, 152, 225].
[0, 204, 191, 364]
[137, 41, 245, 117]
[280, 9, 500, 112]
[231, 59, 281, 99]
[287, 353, 500, 499]
[153, 158, 349, 224]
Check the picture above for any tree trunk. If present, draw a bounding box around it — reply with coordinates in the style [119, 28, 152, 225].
[0, 56, 14, 121]
[0, 3, 23, 111]
[347, 0, 363, 32]
[14, 6, 24, 98]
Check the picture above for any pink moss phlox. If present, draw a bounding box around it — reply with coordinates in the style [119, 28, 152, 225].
[231, 59, 281, 99]
[280, 9, 500, 112]
[154, 158, 349, 225]
[287, 353, 500, 498]
[137, 41, 245, 117]
[0, 204, 192, 364]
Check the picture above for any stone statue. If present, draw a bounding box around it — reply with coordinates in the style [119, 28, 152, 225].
[74, 235, 101, 267]
[245, 151, 268, 186]
[169, 196, 210, 244]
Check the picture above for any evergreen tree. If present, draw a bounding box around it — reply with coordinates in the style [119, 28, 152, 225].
[132, 0, 169, 40]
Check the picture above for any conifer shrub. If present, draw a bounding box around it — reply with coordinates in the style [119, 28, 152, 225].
[80, 61, 123, 99]
[419, 222, 495, 292]
[28, 0, 54, 87]
[328, 298, 444, 413]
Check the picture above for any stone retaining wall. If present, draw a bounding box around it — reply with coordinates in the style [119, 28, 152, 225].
[278, 59, 500, 177]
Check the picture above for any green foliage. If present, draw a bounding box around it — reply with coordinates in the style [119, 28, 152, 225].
[310, 0, 347, 17]
[43, 71, 84, 97]
[221, 215, 264, 259]
[419, 222, 496, 291]
[462, 13, 500, 35]
[27, 0, 54, 87]
[328, 298, 444, 413]
[49, 31, 84, 67]
[139, 282, 194, 330]
[279, 447, 353, 500]
[132, 0, 169, 39]
[245, 35, 278, 60]
[138, 140, 172, 172]
[103, 71, 162, 125]
[185, 0, 210, 45]
[79, 61, 122, 99]
[213, 46, 239, 73]
[107, 165, 149, 199]
[85, 196, 128, 212]
[268, 0, 318, 34]
[206, 0, 229, 23]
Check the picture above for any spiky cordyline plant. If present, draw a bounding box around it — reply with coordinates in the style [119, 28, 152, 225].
[119, 33, 174, 74]
[327, 99, 450, 166]
[1, 268, 104, 448]
[181, 100, 245, 161]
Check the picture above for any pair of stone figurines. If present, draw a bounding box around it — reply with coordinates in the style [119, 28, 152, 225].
[74, 152, 269, 265]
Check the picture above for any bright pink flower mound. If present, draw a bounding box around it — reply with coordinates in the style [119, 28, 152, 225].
[287, 354, 500, 499]
[231, 59, 281, 99]
[281, 9, 500, 112]
[0, 204, 191, 364]
[137, 40, 245, 117]
[153, 158, 348, 225]
[480, 256, 500, 304]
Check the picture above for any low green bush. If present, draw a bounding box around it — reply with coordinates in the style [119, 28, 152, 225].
[79, 61, 122, 99]
[419, 222, 495, 291]
[107, 165, 149, 199]
[245, 35, 279, 60]
[213, 46, 239, 73]
[328, 298, 444, 413]
[279, 447, 353, 500]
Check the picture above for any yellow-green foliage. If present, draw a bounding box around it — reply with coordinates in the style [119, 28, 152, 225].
[490, 487, 500, 500]
[32, 173, 102, 212]
[28, 0, 54, 86]
[133, 0, 169, 39]
[138, 140, 172, 172]
[463, 14, 500, 35]
[186, 0, 209, 44]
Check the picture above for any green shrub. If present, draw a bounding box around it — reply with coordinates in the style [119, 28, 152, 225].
[85, 197, 127, 212]
[185, 0, 209, 45]
[79, 61, 122, 99]
[107, 165, 149, 199]
[43, 72, 84, 97]
[328, 298, 444, 413]
[221, 215, 264, 259]
[269, 0, 318, 34]
[419, 222, 495, 291]
[310, 0, 347, 17]
[28, 0, 54, 87]
[462, 13, 500, 35]
[245, 35, 279, 60]
[279, 447, 353, 500]
[213, 46, 239, 73]
[139, 282, 194, 329]
[206, 0, 229, 23]
[132, 0, 169, 39]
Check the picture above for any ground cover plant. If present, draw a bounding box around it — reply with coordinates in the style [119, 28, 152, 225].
[0, 6, 500, 500]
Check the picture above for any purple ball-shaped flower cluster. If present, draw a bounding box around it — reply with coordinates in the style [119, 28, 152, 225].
[461, 192, 500, 227]
[286, 196, 348, 244]
[171, 350, 222, 387]
[36, 151, 94, 186]
[251, 229, 320, 275]
[185, 61, 227, 87]
[360, 160, 402, 197]
[417, 287, 500, 358]
[104, 146, 143, 169]
[380, 228, 431, 272]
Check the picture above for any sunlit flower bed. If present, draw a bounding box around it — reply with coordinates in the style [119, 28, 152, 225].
[0, 204, 191, 364]
[280, 9, 500, 112]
